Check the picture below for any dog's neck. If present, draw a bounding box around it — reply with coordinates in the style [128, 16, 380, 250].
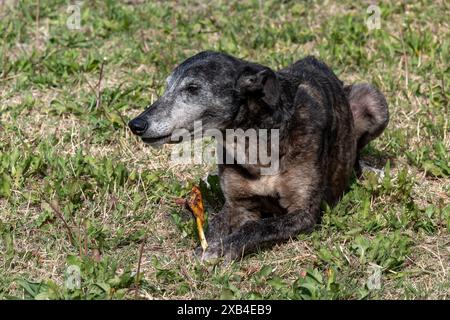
[231, 96, 293, 135]
[214, 93, 293, 175]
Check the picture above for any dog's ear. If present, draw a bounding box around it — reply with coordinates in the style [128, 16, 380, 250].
[236, 67, 280, 107]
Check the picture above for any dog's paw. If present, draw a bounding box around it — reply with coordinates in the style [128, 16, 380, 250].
[203, 242, 222, 261]
[193, 245, 205, 258]
[192, 242, 227, 265]
[193, 239, 239, 266]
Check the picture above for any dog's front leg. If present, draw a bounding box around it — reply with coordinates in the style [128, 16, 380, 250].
[205, 203, 232, 241]
[202, 209, 318, 262]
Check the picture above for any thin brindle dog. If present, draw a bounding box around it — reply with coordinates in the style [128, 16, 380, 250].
[129, 51, 389, 261]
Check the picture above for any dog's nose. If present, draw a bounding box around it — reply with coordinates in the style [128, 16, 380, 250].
[128, 118, 148, 136]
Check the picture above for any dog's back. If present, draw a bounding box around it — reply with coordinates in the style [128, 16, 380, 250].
[280, 56, 389, 200]
[281, 56, 389, 154]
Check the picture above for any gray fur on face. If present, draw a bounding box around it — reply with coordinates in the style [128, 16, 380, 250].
[130, 51, 242, 144]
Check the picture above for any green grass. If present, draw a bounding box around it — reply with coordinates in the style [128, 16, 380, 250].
[0, 0, 449, 300]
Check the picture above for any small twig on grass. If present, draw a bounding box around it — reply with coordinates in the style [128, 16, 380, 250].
[96, 60, 105, 110]
[83, 63, 128, 128]
[48, 199, 77, 250]
[134, 235, 147, 299]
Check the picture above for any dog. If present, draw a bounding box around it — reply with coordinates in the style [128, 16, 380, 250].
[129, 51, 389, 261]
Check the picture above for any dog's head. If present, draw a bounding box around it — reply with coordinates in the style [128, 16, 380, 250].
[128, 51, 280, 146]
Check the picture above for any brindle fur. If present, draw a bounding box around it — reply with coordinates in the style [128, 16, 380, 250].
[128, 51, 389, 261]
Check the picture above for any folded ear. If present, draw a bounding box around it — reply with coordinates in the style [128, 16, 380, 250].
[236, 67, 280, 107]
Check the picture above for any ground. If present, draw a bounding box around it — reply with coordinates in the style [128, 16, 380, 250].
[0, 0, 449, 300]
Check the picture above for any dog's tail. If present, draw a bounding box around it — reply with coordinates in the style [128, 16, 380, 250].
[344, 83, 389, 151]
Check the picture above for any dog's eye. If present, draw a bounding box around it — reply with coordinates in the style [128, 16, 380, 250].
[185, 84, 200, 94]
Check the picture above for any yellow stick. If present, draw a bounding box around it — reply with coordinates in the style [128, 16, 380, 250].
[196, 217, 208, 251]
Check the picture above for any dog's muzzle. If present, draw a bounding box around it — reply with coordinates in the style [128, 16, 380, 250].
[128, 117, 177, 146]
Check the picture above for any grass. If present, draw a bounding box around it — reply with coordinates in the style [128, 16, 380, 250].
[0, 0, 449, 300]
